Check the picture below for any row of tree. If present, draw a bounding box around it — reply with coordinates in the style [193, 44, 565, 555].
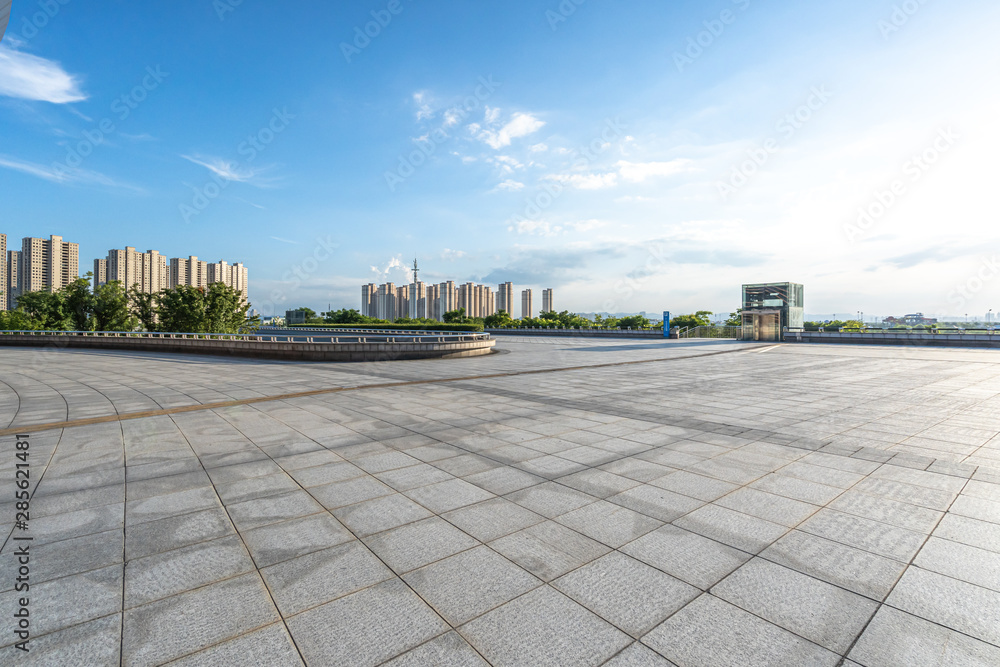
[286, 307, 742, 330]
[0, 275, 259, 334]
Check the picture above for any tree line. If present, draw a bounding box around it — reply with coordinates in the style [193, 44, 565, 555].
[290, 307, 741, 330]
[0, 274, 259, 334]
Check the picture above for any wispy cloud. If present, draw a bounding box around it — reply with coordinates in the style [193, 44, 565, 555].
[0, 153, 140, 190]
[441, 248, 467, 260]
[0, 42, 87, 103]
[492, 179, 525, 192]
[182, 154, 270, 184]
[269, 236, 298, 244]
[615, 159, 693, 182]
[413, 91, 433, 120]
[546, 172, 619, 190]
[473, 111, 545, 149]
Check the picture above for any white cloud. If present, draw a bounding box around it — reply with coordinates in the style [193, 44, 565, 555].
[529, 143, 549, 153]
[413, 91, 433, 120]
[490, 155, 524, 174]
[0, 153, 138, 190]
[182, 155, 266, 183]
[508, 218, 606, 235]
[475, 112, 545, 150]
[615, 159, 692, 182]
[546, 172, 619, 189]
[614, 195, 655, 203]
[370, 255, 410, 282]
[0, 42, 86, 103]
[443, 109, 461, 127]
[492, 179, 525, 192]
[441, 248, 467, 260]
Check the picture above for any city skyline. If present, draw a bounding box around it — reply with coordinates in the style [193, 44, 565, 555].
[1, 2, 997, 316]
[361, 277, 551, 321]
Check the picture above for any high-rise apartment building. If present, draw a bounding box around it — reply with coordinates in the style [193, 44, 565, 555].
[361, 283, 377, 317]
[207, 260, 249, 302]
[426, 283, 441, 321]
[96, 247, 169, 295]
[375, 283, 396, 321]
[409, 281, 426, 319]
[6, 250, 20, 311]
[521, 289, 533, 319]
[19, 235, 79, 294]
[396, 284, 410, 320]
[542, 288, 553, 314]
[497, 282, 513, 316]
[0, 234, 6, 312]
[169, 256, 209, 289]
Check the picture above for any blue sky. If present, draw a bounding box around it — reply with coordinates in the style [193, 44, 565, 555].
[1, 0, 998, 318]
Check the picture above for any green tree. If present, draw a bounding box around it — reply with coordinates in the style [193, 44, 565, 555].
[671, 311, 712, 329]
[157, 285, 207, 333]
[443, 308, 467, 323]
[15, 288, 69, 330]
[129, 287, 159, 332]
[93, 281, 136, 331]
[725, 309, 743, 326]
[62, 275, 95, 331]
[0, 310, 44, 331]
[617, 315, 651, 329]
[205, 282, 259, 333]
[484, 310, 514, 328]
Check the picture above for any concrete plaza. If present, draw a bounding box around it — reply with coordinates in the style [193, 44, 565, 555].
[1, 336, 999, 665]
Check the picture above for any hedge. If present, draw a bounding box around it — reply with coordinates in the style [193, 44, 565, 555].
[288, 323, 484, 332]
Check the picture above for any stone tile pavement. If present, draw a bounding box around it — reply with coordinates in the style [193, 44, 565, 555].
[1, 337, 999, 665]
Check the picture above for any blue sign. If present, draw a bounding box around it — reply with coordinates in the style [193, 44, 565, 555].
[663, 311, 670, 337]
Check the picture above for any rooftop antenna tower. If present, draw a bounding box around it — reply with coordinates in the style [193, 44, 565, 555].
[412, 258, 419, 284]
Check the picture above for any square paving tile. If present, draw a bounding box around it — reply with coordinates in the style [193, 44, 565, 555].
[490, 520, 611, 582]
[849, 605, 1000, 667]
[122, 573, 279, 666]
[642, 594, 839, 667]
[403, 546, 541, 625]
[442, 497, 545, 542]
[712, 558, 878, 653]
[286, 578, 449, 667]
[260, 541, 393, 615]
[886, 566, 1000, 646]
[556, 500, 663, 548]
[553, 552, 698, 637]
[333, 492, 433, 537]
[460, 586, 631, 667]
[365, 517, 480, 574]
[621, 524, 750, 590]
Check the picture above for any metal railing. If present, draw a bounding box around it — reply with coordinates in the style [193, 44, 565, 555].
[0, 330, 492, 345]
[677, 326, 741, 339]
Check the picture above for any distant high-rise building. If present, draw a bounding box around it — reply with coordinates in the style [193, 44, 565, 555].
[521, 289, 533, 319]
[442, 281, 457, 314]
[207, 259, 248, 302]
[20, 235, 79, 294]
[98, 247, 169, 295]
[375, 283, 396, 320]
[0, 234, 6, 312]
[542, 288, 553, 314]
[426, 283, 441, 320]
[361, 283, 376, 317]
[409, 281, 426, 319]
[169, 255, 209, 289]
[6, 250, 20, 311]
[93, 259, 107, 286]
[497, 282, 514, 316]
[396, 284, 410, 320]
